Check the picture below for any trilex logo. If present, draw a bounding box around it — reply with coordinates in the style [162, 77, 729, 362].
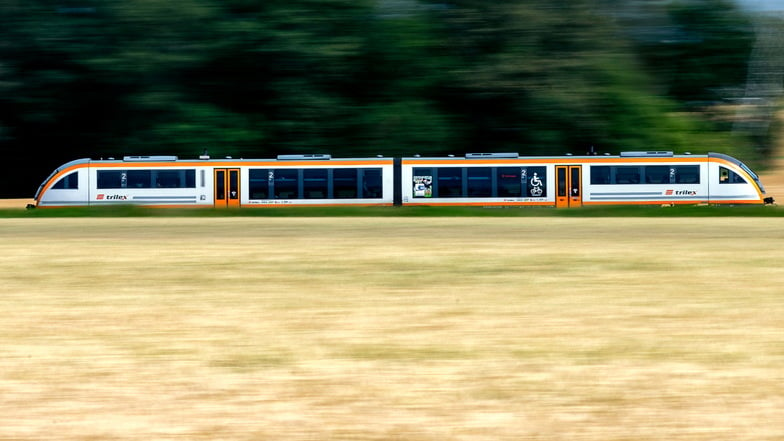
[665, 189, 697, 196]
[97, 194, 128, 200]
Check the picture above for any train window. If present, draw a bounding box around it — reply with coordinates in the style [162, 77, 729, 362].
[97, 169, 195, 189]
[524, 167, 546, 197]
[274, 169, 299, 199]
[334, 168, 358, 198]
[557, 167, 567, 197]
[615, 166, 640, 184]
[249, 169, 270, 199]
[97, 171, 124, 188]
[361, 168, 383, 198]
[497, 167, 522, 197]
[571, 167, 580, 196]
[467, 167, 492, 197]
[229, 170, 239, 199]
[719, 166, 746, 184]
[645, 166, 671, 184]
[437, 168, 463, 197]
[413, 168, 433, 198]
[675, 166, 700, 184]
[590, 166, 611, 185]
[215, 170, 225, 200]
[52, 172, 79, 189]
[156, 170, 195, 188]
[127, 170, 152, 188]
[304, 169, 328, 199]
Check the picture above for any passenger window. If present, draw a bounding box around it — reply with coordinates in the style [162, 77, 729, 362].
[97, 170, 125, 189]
[52, 172, 79, 189]
[674, 166, 699, 184]
[615, 166, 640, 184]
[274, 169, 299, 199]
[334, 168, 358, 198]
[156, 170, 189, 188]
[304, 169, 328, 199]
[437, 168, 463, 198]
[590, 166, 610, 185]
[361, 168, 383, 198]
[249, 169, 270, 199]
[497, 167, 522, 197]
[467, 167, 492, 197]
[127, 170, 151, 188]
[645, 166, 671, 184]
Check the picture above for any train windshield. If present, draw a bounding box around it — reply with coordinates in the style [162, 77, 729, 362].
[33, 158, 90, 200]
[709, 153, 765, 194]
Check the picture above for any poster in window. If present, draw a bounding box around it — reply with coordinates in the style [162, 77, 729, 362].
[413, 176, 432, 198]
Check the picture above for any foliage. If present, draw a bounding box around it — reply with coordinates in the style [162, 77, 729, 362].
[0, 0, 771, 197]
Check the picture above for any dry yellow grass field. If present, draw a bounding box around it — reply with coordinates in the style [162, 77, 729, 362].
[1, 217, 783, 440]
[0, 199, 32, 209]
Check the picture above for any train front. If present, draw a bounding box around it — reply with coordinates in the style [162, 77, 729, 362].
[30, 158, 91, 208]
[709, 153, 773, 205]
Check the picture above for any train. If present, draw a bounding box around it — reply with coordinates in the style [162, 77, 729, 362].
[31, 151, 773, 208]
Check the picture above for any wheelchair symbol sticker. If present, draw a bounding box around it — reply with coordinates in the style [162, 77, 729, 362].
[529, 173, 543, 197]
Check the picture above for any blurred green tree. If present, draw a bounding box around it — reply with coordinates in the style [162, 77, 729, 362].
[0, 0, 767, 197]
[632, 0, 755, 104]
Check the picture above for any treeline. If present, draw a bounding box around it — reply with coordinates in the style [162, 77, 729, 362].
[0, 0, 771, 197]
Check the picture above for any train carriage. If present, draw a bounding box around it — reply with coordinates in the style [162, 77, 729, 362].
[32, 151, 769, 208]
[401, 151, 768, 207]
[34, 155, 395, 208]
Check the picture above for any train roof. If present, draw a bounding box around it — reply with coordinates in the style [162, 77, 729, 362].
[403, 151, 712, 160]
[64, 151, 748, 163]
[85, 154, 392, 163]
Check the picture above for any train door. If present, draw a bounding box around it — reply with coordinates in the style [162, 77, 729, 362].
[555, 165, 582, 208]
[214, 168, 241, 208]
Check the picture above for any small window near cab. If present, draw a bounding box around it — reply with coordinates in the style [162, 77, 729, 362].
[53, 172, 79, 189]
[719, 166, 746, 184]
[675, 165, 700, 184]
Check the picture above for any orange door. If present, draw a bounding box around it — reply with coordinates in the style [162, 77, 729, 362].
[556, 165, 582, 208]
[214, 168, 241, 208]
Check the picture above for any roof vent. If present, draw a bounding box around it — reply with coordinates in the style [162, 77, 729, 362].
[277, 154, 331, 160]
[465, 152, 519, 159]
[123, 155, 178, 161]
[620, 151, 673, 157]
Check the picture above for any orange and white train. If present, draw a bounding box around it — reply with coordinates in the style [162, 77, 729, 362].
[32, 151, 772, 208]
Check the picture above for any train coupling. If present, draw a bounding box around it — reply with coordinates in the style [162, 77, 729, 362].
[764, 197, 775, 205]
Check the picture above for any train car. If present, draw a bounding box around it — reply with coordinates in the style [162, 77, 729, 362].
[32, 150, 770, 208]
[401, 151, 770, 207]
[33, 154, 395, 208]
